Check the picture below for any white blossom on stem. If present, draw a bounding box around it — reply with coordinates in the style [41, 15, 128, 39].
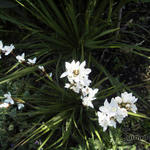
[121, 92, 138, 104]
[64, 82, 83, 93]
[38, 65, 45, 72]
[60, 60, 91, 87]
[17, 103, 24, 110]
[99, 99, 119, 118]
[27, 57, 37, 65]
[81, 87, 99, 108]
[97, 112, 116, 131]
[81, 87, 99, 99]
[16, 53, 25, 63]
[114, 92, 138, 113]
[115, 107, 128, 123]
[4, 92, 14, 105]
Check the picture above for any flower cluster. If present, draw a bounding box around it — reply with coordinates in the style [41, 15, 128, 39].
[0, 41, 54, 80]
[0, 40, 54, 111]
[0, 40, 37, 65]
[60, 61, 139, 132]
[0, 44, 139, 133]
[60, 60, 98, 108]
[97, 92, 138, 131]
[0, 92, 24, 110]
[0, 40, 15, 58]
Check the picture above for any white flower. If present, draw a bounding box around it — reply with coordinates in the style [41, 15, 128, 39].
[121, 92, 138, 104]
[115, 107, 128, 123]
[97, 112, 109, 131]
[60, 60, 91, 86]
[113, 92, 138, 113]
[99, 99, 118, 118]
[65, 82, 83, 93]
[81, 87, 99, 99]
[27, 57, 37, 65]
[71, 83, 83, 93]
[3, 44, 15, 55]
[0, 103, 9, 108]
[120, 92, 138, 113]
[17, 103, 24, 110]
[16, 53, 25, 63]
[61, 60, 99, 108]
[111, 97, 128, 122]
[113, 96, 122, 104]
[4, 92, 14, 105]
[81, 87, 98, 108]
[82, 97, 94, 108]
[81, 86, 90, 97]
[98, 98, 128, 131]
[97, 112, 116, 131]
[97, 92, 138, 131]
[130, 103, 137, 113]
[38, 65, 45, 72]
[64, 83, 71, 89]
[78, 76, 91, 88]
[109, 119, 117, 128]
[67, 75, 91, 88]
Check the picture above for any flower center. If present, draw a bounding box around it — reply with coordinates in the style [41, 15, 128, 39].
[73, 70, 79, 76]
[112, 107, 117, 112]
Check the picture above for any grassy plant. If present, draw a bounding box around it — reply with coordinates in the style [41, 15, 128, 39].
[0, 0, 150, 150]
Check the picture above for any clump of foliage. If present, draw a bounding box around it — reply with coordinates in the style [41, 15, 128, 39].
[0, 0, 150, 150]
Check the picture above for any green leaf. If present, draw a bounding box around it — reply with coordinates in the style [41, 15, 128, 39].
[92, 28, 120, 40]
[128, 112, 150, 119]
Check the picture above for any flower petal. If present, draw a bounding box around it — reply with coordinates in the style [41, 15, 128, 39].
[60, 72, 68, 78]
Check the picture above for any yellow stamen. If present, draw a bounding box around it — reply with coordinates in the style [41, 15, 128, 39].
[73, 70, 79, 76]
